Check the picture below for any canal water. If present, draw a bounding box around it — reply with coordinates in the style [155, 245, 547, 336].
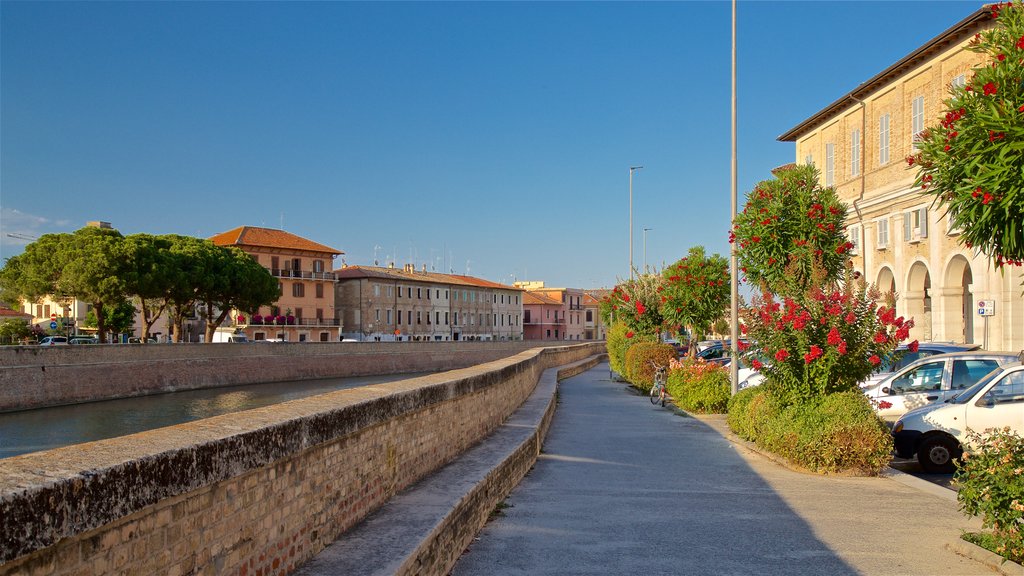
[0, 372, 426, 460]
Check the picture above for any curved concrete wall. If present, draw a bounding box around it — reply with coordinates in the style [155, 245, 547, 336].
[0, 343, 604, 575]
[0, 341, 549, 412]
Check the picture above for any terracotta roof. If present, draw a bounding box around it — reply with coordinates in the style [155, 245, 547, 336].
[523, 292, 562, 306]
[778, 5, 990, 142]
[333, 266, 521, 290]
[209, 226, 343, 255]
[0, 307, 32, 319]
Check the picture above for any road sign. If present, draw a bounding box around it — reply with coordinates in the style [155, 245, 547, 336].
[49, 321, 58, 329]
[50, 313, 57, 321]
[977, 300, 995, 316]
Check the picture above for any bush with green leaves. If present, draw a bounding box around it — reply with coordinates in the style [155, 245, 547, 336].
[599, 273, 666, 338]
[0, 319, 32, 345]
[956, 427, 1024, 563]
[666, 357, 730, 414]
[624, 342, 677, 392]
[728, 387, 891, 474]
[659, 246, 730, 355]
[606, 321, 655, 377]
[912, 2, 1024, 270]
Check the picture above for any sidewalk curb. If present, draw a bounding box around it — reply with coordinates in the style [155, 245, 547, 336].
[946, 539, 1024, 576]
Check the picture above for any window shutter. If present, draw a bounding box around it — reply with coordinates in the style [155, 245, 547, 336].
[918, 208, 928, 238]
[904, 212, 912, 241]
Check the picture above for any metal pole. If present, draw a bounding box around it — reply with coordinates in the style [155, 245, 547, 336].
[629, 166, 643, 279]
[729, 0, 740, 395]
[643, 228, 653, 273]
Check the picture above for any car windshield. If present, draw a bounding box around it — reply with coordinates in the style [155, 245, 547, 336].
[948, 367, 1005, 404]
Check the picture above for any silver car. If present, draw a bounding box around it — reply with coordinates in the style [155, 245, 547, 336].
[863, 351, 1019, 422]
[859, 342, 981, 389]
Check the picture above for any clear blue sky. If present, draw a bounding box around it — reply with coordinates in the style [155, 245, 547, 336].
[0, 0, 982, 289]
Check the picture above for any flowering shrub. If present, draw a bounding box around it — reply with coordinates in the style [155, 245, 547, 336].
[252, 314, 263, 324]
[666, 357, 730, 413]
[741, 267, 914, 405]
[913, 2, 1024, 269]
[624, 342, 677, 392]
[732, 164, 850, 295]
[606, 321, 655, 378]
[956, 427, 1024, 563]
[660, 246, 731, 354]
[600, 273, 666, 338]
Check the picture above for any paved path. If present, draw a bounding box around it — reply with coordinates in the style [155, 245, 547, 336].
[451, 362, 986, 576]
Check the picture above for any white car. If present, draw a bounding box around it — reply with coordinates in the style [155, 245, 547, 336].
[893, 356, 1024, 473]
[38, 336, 69, 346]
[863, 352, 1018, 422]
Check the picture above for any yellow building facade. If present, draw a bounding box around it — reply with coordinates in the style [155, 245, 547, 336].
[780, 6, 1023, 351]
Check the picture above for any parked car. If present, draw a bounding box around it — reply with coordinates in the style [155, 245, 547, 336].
[860, 342, 981, 389]
[38, 336, 68, 346]
[69, 336, 98, 345]
[863, 351, 1018, 422]
[696, 340, 750, 365]
[892, 354, 1024, 473]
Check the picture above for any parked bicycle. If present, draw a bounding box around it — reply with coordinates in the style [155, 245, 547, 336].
[649, 363, 668, 407]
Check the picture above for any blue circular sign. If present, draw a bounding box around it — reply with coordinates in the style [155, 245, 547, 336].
[49, 321, 58, 329]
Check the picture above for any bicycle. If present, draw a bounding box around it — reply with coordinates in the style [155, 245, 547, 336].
[649, 364, 668, 407]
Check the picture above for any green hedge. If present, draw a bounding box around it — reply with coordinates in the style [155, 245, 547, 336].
[624, 342, 677, 391]
[727, 388, 892, 475]
[605, 322, 656, 377]
[667, 358, 730, 414]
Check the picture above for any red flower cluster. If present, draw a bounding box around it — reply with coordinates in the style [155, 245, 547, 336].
[626, 331, 635, 339]
[827, 327, 843, 346]
[751, 359, 763, 370]
[869, 355, 881, 366]
[984, 82, 998, 95]
[804, 345, 823, 364]
[775, 349, 790, 362]
[908, 340, 920, 353]
[635, 300, 646, 315]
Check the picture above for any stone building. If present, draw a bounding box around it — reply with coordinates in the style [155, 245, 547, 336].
[778, 5, 1023, 351]
[334, 264, 523, 342]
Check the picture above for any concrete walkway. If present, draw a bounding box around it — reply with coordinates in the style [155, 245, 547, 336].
[451, 362, 989, 576]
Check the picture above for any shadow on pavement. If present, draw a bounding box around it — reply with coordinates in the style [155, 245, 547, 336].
[452, 362, 859, 576]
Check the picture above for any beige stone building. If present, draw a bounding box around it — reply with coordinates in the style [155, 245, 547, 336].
[779, 5, 1023, 351]
[335, 265, 523, 341]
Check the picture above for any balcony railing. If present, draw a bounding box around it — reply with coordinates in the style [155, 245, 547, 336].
[240, 318, 340, 328]
[268, 268, 336, 281]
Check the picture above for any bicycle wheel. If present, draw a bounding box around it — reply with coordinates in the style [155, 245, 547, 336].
[660, 388, 666, 407]
[650, 384, 660, 404]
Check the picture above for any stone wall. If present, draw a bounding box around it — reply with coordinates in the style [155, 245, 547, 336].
[0, 341, 548, 412]
[0, 343, 604, 576]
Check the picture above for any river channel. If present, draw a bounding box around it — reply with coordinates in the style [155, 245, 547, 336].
[0, 372, 426, 460]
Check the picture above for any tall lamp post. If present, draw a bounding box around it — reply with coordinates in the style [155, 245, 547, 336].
[729, 0, 740, 395]
[643, 228, 653, 273]
[629, 165, 644, 278]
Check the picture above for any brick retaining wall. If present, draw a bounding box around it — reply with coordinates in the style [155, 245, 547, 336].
[0, 341, 550, 412]
[0, 343, 604, 575]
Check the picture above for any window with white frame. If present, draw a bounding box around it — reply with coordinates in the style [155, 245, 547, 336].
[903, 207, 928, 242]
[951, 74, 966, 89]
[825, 142, 835, 186]
[879, 113, 890, 165]
[912, 96, 925, 146]
[851, 129, 861, 176]
[876, 217, 889, 249]
[804, 153, 814, 166]
[848, 224, 861, 254]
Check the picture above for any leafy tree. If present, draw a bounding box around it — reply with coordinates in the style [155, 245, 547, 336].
[659, 246, 730, 354]
[122, 234, 176, 342]
[198, 245, 279, 343]
[0, 319, 32, 345]
[84, 300, 137, 339]
[0, 227, 129, 343]
[731, 164, 851, 295]
[912, 2, 1024, 271]
[162, 235, 211, 342]
[601, 273, 665, 339]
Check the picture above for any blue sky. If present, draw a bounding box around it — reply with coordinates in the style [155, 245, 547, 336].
[1, 0, 982, 289]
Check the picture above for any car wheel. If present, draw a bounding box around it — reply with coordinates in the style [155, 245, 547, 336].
[917, 435, 959, 474]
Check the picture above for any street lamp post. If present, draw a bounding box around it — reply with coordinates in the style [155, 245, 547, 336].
[629, 165, 644, 278]
[729, 0, 740, 395]
[643, 228, 653, 273]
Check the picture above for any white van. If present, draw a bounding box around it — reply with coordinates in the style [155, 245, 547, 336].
[893, 356, 1024, 473]
[212, 329, 249, 343]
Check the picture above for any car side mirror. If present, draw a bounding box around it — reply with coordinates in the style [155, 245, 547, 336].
[881, 387, 891, 395]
